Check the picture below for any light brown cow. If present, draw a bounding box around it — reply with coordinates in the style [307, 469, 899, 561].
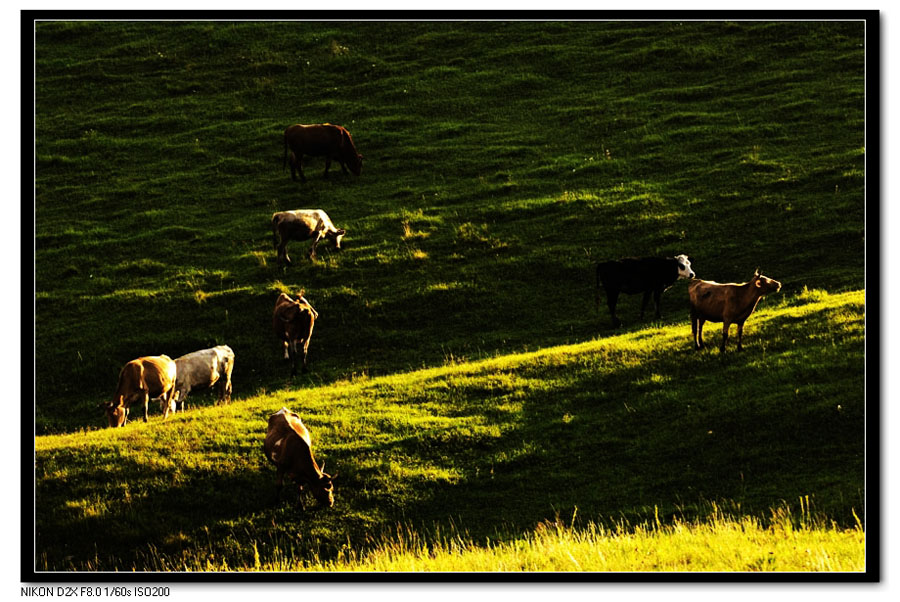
[101, 355, 177, 427]
[272, 209, 346, 264]
[264, 407, 335, 509]
[273, 292, 318, 375]
[283, 123, 362, 183]
[688, 269, 782, 352]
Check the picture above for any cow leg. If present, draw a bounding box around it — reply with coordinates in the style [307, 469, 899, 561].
[288, 341, 298, 376]
[308, 232, 324, 261]
[219, 378, 232, 404]
[324, 157, 331, 178]
[652, 288, 663, 319]
[695, 313, 706, 350]
[274, 467, 286, 502]
[302, 323, 314, 373]
[736, 322, 745, 351]
[691, 310, 700, 349]
[639, 291, 651, 320]
[161, 390, 172, 420]
[140, 390, 150, 422]
[606, 290, 622, 328]
[720, 321, 731, 353]
[291, 153, 306, 183]
[298, 484, 306, 507]
[167, 386, 178, 418]
[283, 340, 290, 360]
[278, 241, 292, 266]
[289, 152, 298, 181]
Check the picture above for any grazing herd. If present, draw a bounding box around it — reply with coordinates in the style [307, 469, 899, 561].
[98, 121, 784, 511]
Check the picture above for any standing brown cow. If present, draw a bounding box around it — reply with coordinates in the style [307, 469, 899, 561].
[688, 269, 782, 352]
[100, 355, 177, 427]
[273, 291, 318, 375]
[283, 123, 362, 182]
[264, 407, 335, 509]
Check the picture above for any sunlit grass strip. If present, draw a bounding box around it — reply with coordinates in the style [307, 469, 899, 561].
[34, 289, 864, 453]
[156, 504, 865, 572]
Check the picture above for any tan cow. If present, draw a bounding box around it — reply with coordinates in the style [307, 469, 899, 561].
[283, 123, 362, 182]
[272, 209, 346, 264]
[688, 269, 782, 352]
[101, 355, 177, 427]
[264, 407, 335, 509]
[273, 292, 318, 375]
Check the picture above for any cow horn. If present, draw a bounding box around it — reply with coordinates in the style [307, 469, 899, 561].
[320, 461, 325, 473]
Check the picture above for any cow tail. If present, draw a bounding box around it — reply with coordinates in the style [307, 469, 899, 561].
[282, 133, 288, 172]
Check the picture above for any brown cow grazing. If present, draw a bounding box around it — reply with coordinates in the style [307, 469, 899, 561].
[283, 123, 362, 182]
[273, 291, 318, 375]
[264, 407, 335, 509]
[100, 355, 177, 427]
[272, 209, 345, 264]
[689, 269, 782, 352]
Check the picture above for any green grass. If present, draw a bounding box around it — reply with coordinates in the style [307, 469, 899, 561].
[33, 20, 866, 572]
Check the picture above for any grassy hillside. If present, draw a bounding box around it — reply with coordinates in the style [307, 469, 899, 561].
[33, 20, 866, 572]
[35, 289, 865, 571]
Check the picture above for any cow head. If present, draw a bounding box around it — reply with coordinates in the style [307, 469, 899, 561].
[309, 462, 335, 508]
[279, 293, 316, 323]
[294, 291, 319, 319]
[160, 395, 177, 416]
[675, 254, 696, 279]
[101, 397, 128, 427]
[753, 269, 782, 294]
[328, 228, 346, 250]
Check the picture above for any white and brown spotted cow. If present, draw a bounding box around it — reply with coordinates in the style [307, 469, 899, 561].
[272, 209, 345, 264]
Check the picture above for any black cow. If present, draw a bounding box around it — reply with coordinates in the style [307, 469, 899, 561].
[595, 255, 695, 327]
